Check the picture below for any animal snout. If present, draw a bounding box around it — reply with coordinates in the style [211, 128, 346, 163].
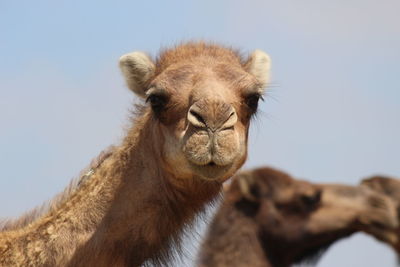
[187, 100, 237, 132]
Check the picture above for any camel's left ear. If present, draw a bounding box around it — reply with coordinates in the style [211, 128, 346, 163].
[245, 50, 271, 93]
[237, 172, 260, 202]
[119, 52, 155, 98]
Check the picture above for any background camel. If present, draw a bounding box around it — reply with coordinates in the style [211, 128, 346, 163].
[0, 42, 271, 266]
[198, 167, 398, 267]
[362, 175, 400, 253]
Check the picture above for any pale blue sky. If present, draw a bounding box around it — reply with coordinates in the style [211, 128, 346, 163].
[1, 1, 399, 266]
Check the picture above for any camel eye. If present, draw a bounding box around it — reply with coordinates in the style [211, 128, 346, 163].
[146, 93, 168, 114]
[245, 93, 262, 114]
[301, 191, 322, 208]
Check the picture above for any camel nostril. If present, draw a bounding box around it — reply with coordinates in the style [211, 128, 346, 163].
[220, 109, 238, 130]
[190, 109, 206, 125]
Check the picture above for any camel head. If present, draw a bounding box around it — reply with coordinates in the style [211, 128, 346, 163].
[227, 167, 398, 265]
[119, 42, 270, 181]
[361, 175, 400, 252]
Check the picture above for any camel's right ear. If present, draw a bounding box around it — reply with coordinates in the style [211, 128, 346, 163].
[238, 172, 260, 202]
[119, 52, 155, 98]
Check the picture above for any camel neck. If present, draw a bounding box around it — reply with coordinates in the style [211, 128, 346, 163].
[68, 115, 221, 266]
[0, 113, 221, 266]
[79, 116, 221, 266]
[198, 202, 272, 267]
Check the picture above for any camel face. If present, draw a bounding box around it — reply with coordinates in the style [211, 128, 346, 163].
[233, 168, 398, 248]
[157, 63, 258, 181]
[120, 43, 270, 181]
[304, 184, 398, 242]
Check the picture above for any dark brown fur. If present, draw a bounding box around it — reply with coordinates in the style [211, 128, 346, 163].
[198, 167, 398, 267]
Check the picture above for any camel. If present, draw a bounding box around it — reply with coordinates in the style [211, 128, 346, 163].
[362, 175, 400, 253]
[0, 42, 271, 266]
[197, 167, 398, 267]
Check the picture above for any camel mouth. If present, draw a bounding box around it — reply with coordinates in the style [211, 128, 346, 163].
[188, 161, 233, 181]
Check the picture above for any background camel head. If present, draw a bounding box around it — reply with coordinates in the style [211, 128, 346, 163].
[361, 175, 400, 252]
[119, 42, 270, 181]
[227, 167, 398, 264]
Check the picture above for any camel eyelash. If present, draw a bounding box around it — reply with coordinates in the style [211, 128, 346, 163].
[146, 93, 169, 111]
[244, 93, 262, 112]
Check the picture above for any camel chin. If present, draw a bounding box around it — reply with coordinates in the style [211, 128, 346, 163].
[188, 162, 235, 181]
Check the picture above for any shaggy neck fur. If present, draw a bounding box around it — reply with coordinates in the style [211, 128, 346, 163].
[0, 109, 221, 267]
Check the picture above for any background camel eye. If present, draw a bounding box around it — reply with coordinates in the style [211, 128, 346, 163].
[146, 93, 168, 114]
[301, 191, 322, 208]
[245, 93, 262, 113]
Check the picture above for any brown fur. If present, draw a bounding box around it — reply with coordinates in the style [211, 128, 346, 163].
[198, 167, 398, 267]
[155, 42, 243, 74]
[0, 42, 271, 266]
[362, 175, 400, 253]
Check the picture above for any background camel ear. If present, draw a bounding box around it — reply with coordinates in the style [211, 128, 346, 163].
[245, 50, 271, 92]
[237, 172, 259, 202]
[119, 52, 155, 98]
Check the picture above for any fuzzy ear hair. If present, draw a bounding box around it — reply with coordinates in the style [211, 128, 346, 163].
[222, 181, 232, 194]
[119, 52, 155, 98]
[238, 171, 259, 202]
[245, 50, 271, 93]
